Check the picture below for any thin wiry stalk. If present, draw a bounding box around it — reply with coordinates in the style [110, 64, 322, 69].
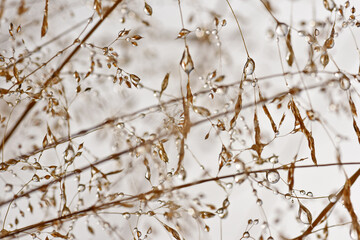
[2, 161, 360, 239]
[0, 78, 331, 209]
[0, 0, 124, 150]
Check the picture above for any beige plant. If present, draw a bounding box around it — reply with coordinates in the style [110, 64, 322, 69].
[0, 0, 360, 239]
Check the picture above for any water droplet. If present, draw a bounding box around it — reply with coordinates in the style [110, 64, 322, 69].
[177, 168, 186, 180]
[204, 225, 210, 232]
[32, 174, 40, 182]
[306, 192, 313, 197]
[266, 169, 280, 184]
[298, 204, 312, 225]
[300, 190, 306, 195]
[62, 206, 71, 216]
[267, 237, 274, 240]
[256, 199, 263, 206]
[235, 175, 246, 184]
[320, 53, 329, 68]
[251, 80, 257, 87]
[243, 231, 250, 238]
[269, 155, 279, 164]
[116, 122, 125, 129]
[304, 61, 317, 74]
[275, 22, 289, 36]
[306, 110, 317, 121]
[78, 184, 86, 192]
[243, 57, 255, 75]
[4, 184, 13, 192]
[261, 221, 268, 229]
[285, 193, 292, 199]
[180, 46, 194, 74]
[63, 144, 75, 163]
[298, 30, 306, 37]
[216, 207, 228, 218]
[123, 212, 130, 219]
[328, 194, 337, 203]
[339, 75, 351, 90]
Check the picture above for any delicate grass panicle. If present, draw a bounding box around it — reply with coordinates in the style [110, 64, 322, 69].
[0, 0, 360, 239]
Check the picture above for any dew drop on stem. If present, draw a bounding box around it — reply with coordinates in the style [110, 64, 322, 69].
[298, 203, 312, 225]
[243, 231, 250, 238]
[62, 206, 71, 216]
[64, 151, 75, 164]
[339, 75, 351, 90]
[266, 169, 280, 184]
[275, 22, 289, 36]
[32, 174, 40, 182]
[180, 46, 194, 74]
[123, 212, 130, 219]
[216, 207, 228, 218]
[306, 110, 317, 121]
[269, 155, 279, 164]
[243, 57, 255, 75]
[297, 30, 306, 37]
[285, 193, 291, 199]
[320, 53, 329, 68]
[78, 184, 86, 192]
[328, 194, 337, 203]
